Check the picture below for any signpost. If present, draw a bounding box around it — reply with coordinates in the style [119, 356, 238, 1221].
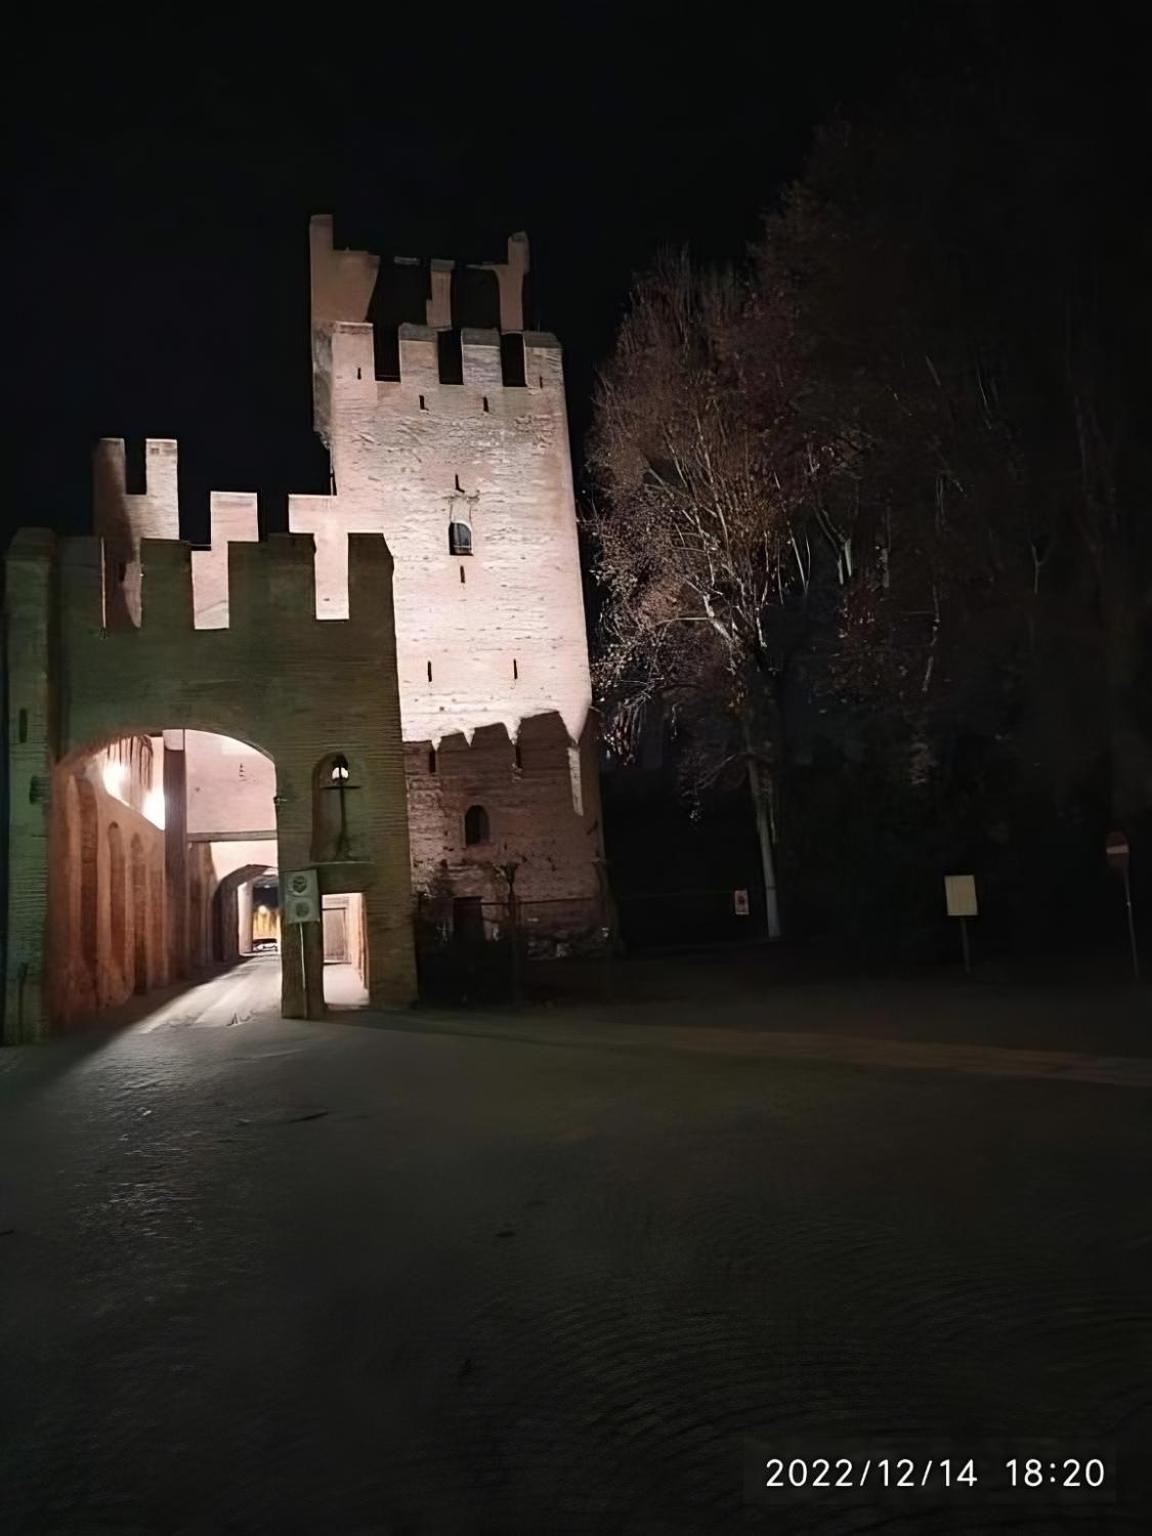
[1105, 830, 1140, 981]
[284, 869, 320, 1009]
[283, 869, 319, 926]
[944, 874, 978, 974]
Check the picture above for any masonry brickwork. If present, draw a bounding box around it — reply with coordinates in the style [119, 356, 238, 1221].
[3, 219, 603, 1041]
[4, 529, 415, 1040]
[47, 747, 166, 1024]
[299, 219, 603, 922]
[89, 221, 603, 927]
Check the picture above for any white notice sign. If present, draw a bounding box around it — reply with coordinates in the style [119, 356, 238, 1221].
[944, 874, 978, 919]
[734, 889, 750, 917]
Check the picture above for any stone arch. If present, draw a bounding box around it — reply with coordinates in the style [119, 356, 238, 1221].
[63, 726, 280, 983]
[211, 862, 273, 964]
[57, 722, 277, 781]
[107, 822, 127, 987]
[130, 833, 147, 992]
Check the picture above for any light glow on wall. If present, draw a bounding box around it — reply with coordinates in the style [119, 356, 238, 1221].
[143, 788, 166, 829]
[102, 759, 127, 798]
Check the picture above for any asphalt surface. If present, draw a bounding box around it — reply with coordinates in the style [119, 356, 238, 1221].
[2, 955, 1150, 1534]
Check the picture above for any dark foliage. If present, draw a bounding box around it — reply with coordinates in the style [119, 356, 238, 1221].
[589, 35, 1152, 954]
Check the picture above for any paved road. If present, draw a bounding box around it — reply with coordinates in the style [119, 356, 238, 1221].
[2, 957, 1150, 1534]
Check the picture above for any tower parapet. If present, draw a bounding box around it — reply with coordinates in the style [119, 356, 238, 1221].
[93, 438, 180, 627]
[93, 442, 276, 631]
[308, 217, 545, 444]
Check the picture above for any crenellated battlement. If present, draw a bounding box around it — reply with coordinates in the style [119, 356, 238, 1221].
[309, 217, 562, 441]
[93, 439, 268, 631]
[94, 437, 181, 626]
[191, 491, 260, 628]
[14, 526, 394, 646]
[309, 216, 530, 334]
[94, 437, 180, 537]
[324, 321, 563, 400]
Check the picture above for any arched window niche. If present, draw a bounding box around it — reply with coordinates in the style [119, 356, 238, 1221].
[312, 752, 363, 863]
[464, 804, 490, 847]
[448, 519, 472, 556]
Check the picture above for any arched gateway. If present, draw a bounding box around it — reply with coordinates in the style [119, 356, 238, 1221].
[3, 526, 415, 1042]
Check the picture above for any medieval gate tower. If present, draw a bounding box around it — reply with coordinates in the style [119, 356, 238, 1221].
[4, 219, 604, 1040]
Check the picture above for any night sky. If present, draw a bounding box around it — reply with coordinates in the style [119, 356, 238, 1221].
[4, 6, 1001, 547]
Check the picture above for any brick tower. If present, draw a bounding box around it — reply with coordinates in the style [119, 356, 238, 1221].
[297, 218, 605, 937]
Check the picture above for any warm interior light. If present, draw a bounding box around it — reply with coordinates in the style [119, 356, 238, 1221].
[142, 788, 166, 828]
[102, 759, 127, 798]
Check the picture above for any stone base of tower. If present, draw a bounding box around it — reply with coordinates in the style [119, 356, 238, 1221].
[405, 711, 606, 958]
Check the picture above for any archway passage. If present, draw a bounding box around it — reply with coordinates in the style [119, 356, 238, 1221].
[4, 525, 418, 1041]
[211, 865, 279, 965]
[45, 729, 279, 1028]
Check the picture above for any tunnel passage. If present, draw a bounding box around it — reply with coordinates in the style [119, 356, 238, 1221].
[45, 731, 280, 1027]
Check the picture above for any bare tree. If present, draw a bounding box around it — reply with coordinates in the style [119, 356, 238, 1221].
[589, 254, 861, 936]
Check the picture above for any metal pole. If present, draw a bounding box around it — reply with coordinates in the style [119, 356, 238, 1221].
[960, 917, 972, 976]
[1122, 866, 1140, 982]
[510, 892, 522, 1009]
[299, 919, 308, 1017]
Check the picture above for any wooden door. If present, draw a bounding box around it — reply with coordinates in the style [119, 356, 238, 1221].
[323, 905, 348, 963]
